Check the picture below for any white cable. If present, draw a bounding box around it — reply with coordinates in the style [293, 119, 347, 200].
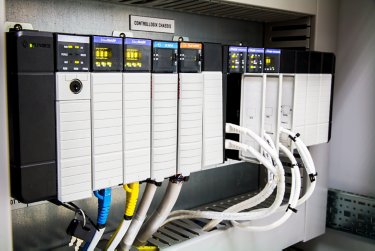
[118, 182, 158, 251]
[134, 180, 183, 246]
[203, 132, 278, 231]
[164, 139, 285, 223]
[280, 127, 316, 206]
[106, 220, 131, 251]
[230, 144, 301, 231]
[86, 228, 105, 251]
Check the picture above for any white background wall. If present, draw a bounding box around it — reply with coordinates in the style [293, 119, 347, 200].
[328, 0, 375, 197]
[0, 0, 13, 249]
[298, 0, 375, 249]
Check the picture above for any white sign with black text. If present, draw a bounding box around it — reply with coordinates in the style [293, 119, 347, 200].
[130, 15, 175, 34]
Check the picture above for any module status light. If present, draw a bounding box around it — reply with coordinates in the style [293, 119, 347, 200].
[247, 47, 264, 73]
[124, 38, 152, 72]
[228, 46, 247, 73]
[92, 36, 123, 72]
[264, 49, 281, 73]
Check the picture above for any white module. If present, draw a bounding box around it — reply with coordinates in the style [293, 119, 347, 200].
[202, 72, 224, 169]
[178, 73, 203, 175]
[91, 73, 123, 190]
[240, 74, 265, 161]
[280, 74, 332, 147]
[264, 75, 281, 151]
[151, 73, 178, 181]
[123, 73, 151, 183]
[279, 75, 295, 148]
[56, 73, 92, 202]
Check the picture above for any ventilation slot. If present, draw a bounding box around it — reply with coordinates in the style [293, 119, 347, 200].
[265, 17, 311, 49]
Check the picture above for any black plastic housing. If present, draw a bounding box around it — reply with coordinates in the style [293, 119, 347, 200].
[202, 42, 222, 71]
[55, 33, 90, 72]
[178, 42, 202, 73]
[152, 40, 178, 73]
[6, 30, 57, 203]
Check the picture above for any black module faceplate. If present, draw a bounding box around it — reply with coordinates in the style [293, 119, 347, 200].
[247, 47, 264, 73]
[178, 42, 202, 73]
[152, 41, 178, 73]
[280, 49, 296, 73]
[264, 48, 281, 73]
[56, 34, 90, 72]
[124, 38, 152, 72]
[202, 42, 222, 72]
[6, 30, 57, 203]
[92, 36, 123, 72]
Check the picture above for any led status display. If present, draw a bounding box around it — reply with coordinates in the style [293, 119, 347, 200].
[124, 38, 151, 72]
[179, 42, 202, 73]
[56, 34, 90, 72]
[228, 46, 247, 73]
[247, 47, 264, 73]
[264, 49, 281, 73]
[92, 36, 123, 71]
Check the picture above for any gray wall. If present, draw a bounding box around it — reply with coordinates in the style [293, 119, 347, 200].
[297, 0, 375, 250]
[5, 0, 263, 250]
[6, 0, 263, 46]
[328, 0, 375, 197]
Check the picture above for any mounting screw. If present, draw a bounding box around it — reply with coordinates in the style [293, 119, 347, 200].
[14, 23, 23, 31]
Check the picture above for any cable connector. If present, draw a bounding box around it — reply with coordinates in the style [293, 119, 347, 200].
[286, 204, 298, 213]
[141, 179, 163, 186]
[94, 188, 112, 229]
[309, 172, 318, 182]
[288, 133, 300, 142]
[170, 174, 189, 183]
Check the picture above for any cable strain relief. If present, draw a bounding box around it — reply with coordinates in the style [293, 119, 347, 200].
[169, 174, 188, 183]
[124, 215, 133, 221]
[144, 179, 162, 186]
[97, 223, 105, 229]
[286, 204, 298, 213]
[309, 172, 318, 182]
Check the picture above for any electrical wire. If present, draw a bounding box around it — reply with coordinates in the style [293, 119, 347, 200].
[83, 188, 112, 251]
[118, 181, 159, 251]
[134, 176, 186, 247]
[105, 183, 140, 251]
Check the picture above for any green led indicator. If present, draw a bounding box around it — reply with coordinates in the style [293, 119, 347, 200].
[29, 43, 33, 48]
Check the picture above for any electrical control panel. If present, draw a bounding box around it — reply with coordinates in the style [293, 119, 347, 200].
[56, 34, 92, 202]
[152, 41, 178, 73]
[124, 38, 152, 72]
[264, 49, 281, 73]
[56, 34, 90, 71]
[247, 47, 264, 73]
[6, 30, 57, 203]
[91, 36, 123, 190]
[201, 42, 224, 168]
[151, 41, 178, 181]
[177, 42, 203, 175]
[123, 38, 152, 183]
[227, 46, 247, 73]
[92, 36, 123, 71]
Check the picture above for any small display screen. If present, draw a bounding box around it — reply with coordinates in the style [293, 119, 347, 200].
[56, 34, 90, 72]
[228, 46, 247, 73]
[124, 38, 152, 72]
[92, 36, 123, 71]
[264, 49, 281, 73]
[247, 47, 264, 73]
[179, 42, 202, 73]
[152, 41, 178, 73]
